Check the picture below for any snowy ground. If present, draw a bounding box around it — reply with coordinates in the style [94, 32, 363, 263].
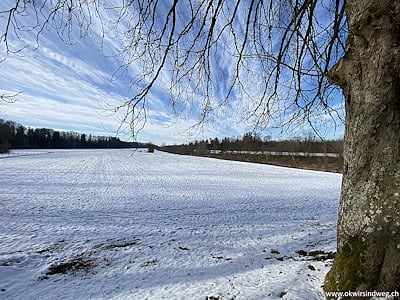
[0, 149, 342, 299]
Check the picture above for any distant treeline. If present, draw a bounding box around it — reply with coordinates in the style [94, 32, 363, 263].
[0, 119, 142, 152]
[160, 132, 343, 156]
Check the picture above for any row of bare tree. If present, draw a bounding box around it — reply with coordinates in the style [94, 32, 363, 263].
[160, 132, 343, 156]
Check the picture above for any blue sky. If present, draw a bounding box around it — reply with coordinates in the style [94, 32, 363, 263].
[0, 1, 345, 144]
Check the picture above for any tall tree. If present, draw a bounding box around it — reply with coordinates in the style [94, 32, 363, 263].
[1, 0, 399, 293]
[325, 0, 400, 292]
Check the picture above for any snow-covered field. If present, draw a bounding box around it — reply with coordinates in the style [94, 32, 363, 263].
[0, 149, 342, 299]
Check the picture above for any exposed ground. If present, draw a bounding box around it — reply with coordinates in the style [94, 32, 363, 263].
[169, 151, 343, 173]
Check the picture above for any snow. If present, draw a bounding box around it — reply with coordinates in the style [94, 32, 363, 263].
[0, 149, 342, 299]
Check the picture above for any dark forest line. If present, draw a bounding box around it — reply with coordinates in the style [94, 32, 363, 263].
[0, 119, 147, 152]
[160, 132, 343, 156]
[159, 132, 344, 173]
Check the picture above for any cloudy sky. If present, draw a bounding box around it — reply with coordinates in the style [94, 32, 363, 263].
[0, 1, 344, 144]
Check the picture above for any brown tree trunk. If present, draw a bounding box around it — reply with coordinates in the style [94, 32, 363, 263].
[325, 0, 400, 294]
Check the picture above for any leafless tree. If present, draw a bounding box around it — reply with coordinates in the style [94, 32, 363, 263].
[0, 0, 346, 136]
[1, 0, 399, 293]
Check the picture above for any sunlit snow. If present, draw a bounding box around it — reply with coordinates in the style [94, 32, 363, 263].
[0, 149, 341, 299]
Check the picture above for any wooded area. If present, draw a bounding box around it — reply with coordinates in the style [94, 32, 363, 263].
[0, 119, 132, 152]
[161, 132, 343, 155]
[160, 133, 344, 172]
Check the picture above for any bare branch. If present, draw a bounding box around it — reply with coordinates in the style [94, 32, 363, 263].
[0, 91, 21, 103]
[0, 0, 347, 138]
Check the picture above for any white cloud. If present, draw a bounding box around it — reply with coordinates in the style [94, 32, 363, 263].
[0, 1, 344, 145]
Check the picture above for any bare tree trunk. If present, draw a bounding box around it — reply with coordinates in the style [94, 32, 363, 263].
[325, 0, 400, 293]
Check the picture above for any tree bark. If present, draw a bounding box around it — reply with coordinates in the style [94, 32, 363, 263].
[325, 0, 400, 294]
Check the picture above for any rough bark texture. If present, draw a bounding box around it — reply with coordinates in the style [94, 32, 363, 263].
[325, 0, 400, 294]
